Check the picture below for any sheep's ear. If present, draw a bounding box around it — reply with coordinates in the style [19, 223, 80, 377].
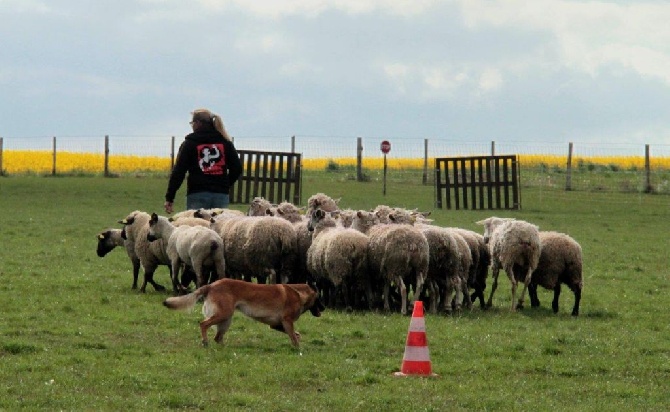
[98, 233, 105, 240]
[150, 212, 159, 223]
[168, 217, 175, 222]
[119, 216, 134, 225]
[475, 219, 486, 225]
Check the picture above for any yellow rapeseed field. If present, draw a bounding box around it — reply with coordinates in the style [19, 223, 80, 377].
[2, 150, 669, 174]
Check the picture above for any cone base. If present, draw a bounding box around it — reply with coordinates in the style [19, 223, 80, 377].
[393, 371, 439, 377]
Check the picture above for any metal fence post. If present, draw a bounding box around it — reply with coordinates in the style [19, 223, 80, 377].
[0, 137, 3, 175]
[645, 144, 652, 193]
[52, 136, 57, 176]
[104, 135, 110, 177]
[566, 142, 573, 191]
[356, 137, 363, 181]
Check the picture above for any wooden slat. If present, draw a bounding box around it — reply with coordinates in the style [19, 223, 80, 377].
[434, 155, 519, 210]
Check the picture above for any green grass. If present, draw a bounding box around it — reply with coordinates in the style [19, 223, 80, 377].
[0, 174, 668, 411]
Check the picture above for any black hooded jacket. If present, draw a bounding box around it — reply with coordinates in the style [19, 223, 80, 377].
[165, 127, 242, 202]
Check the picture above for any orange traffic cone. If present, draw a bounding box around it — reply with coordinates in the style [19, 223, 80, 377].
[393, 301, 438, 377]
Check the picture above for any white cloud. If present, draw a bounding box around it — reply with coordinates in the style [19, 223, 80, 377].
[458, 0, 670, 84]
[198, 0, 440, 18]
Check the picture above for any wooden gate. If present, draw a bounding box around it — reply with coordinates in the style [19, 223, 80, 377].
[435, 155, 520, 210]
[230, 150, 302, 205]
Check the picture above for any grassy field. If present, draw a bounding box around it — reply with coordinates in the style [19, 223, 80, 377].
[0, 173, 668, 411]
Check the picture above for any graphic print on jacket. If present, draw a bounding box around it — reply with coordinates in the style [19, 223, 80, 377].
[198, 143, 225, 175]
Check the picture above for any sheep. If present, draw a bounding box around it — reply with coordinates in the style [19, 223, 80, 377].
[450, 228, 490, 309]
[118, 211, 172, 293]
[306, 208, 371, 310]
[96, 228, 141, 290]
[352, 209, 429, 315]
[307, 193, 340, 214]
[414, 224, 465, 314]
[528, 231, 583, 316]
[147, 213, 226, 294]
[171, 208, 215, 221]
[210, 214, 298, 284]
[476, 217, 541, 311]
[247, 197, 275, 217]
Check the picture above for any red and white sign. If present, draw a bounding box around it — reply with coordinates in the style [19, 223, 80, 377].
[380, 140, 391, 154]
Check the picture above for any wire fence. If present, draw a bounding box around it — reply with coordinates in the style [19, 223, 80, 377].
[1, 135, 669, 206]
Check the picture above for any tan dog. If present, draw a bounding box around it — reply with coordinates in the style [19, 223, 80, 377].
[163, 278, 324, 347]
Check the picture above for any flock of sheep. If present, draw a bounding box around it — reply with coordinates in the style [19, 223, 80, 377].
[97, 193, 583, 316]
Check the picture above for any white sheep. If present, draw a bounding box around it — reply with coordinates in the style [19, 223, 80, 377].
[306, 208, 371, 310]
[352, 209, 429, 315]
[529, 231, 583, 316]
[118, 211, 172, 292]
[147, 213, 226, 294]
[96, 228, 141, 290]
[476, 217, 541, 311]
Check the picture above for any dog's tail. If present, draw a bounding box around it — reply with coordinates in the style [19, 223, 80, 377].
[163, 285, 210, 311]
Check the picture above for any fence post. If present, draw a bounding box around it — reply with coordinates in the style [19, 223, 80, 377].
[356, 137, 363, 181]
[565, 142, 573, 191]
[491, 141, 495, 156]
[0, 137, 3, 175]
[422, 138, 429, 185]
[644, 144, 652, 193]
[52, 136, 57, 176]
[291, 135, 295, 153]
[104, 135, 110, 177]
[170, 136, 175, 170]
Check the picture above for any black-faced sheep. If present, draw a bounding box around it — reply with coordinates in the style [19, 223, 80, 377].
[477, 217, 541, 311]
[118, 211, 172, 293]
[147, 213, 226, 294]
[528, 231, 583, 316]
[96, 228, 142, 290]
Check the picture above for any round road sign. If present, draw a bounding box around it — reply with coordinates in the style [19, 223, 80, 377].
[380, 140, 391, 154]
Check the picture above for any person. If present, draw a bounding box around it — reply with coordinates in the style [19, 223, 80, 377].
[164, 108, 242, 214]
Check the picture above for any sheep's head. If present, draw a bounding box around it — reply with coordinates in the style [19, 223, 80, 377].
[248, 197, 274, 216]
[476, 217, 515, 244]
[307, 208, 327, 232]
[147, 212, 165, 242]
[96, 230, 116, 257]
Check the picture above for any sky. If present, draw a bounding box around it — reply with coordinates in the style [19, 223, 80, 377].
[2, 0, 670, 147]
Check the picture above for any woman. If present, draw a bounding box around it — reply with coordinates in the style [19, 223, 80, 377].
[164, 108, 242, 214]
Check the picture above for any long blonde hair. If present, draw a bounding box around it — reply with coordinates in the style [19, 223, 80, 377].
[192, 108, 232, 142]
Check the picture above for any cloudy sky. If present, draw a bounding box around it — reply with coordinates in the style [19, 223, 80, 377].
[2, 0, 670, 147]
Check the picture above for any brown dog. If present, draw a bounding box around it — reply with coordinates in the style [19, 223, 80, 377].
[163, 278, 324, 347]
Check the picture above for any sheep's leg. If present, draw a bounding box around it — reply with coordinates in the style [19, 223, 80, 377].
[411, 273, 425, 312]
[460, 275, 471, 310]
[552, 284, 561, 314]
[506, 268, 518, 311]
[383, 282, 391, 312]
[131, 259, 141, 289]
[528, 283, 540, 307]
[571, 285, 581, 317]
[397, 276, 408, 315]
[516, 267, 532, 310]
[170, 259, 182, 295]
[452, 276, 463, 312]
[443, 278, 455, 313]
[486, 266, 500, 308]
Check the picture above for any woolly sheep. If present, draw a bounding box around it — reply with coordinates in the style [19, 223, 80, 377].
[528, 231, 583, 316]
[477, 217, 541, 311]
[118, 211, 172, 292]
[210, 214, 297, 284]
[352, 209, 429, 315]
[451, 228, 490, 309]
[147, 213, 226, 294]
[306, 208, 371, 310]
[96, 228, 141, 290]
[414, 223, 465, 314]
[307, 193, 340, 214]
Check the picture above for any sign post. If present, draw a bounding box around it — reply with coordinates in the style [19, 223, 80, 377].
[380, 140, 391, 196]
